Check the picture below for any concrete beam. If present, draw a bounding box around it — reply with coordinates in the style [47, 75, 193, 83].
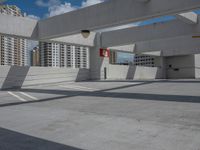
[135, 0, 150, 2]
[0, 14, 38, 39]
[49, 32, 96, 47]
[176, 12, 198, 24]
[107, 36, 200, 56]
[135, 36, 200, 56]
[101, 16, 200, 47]
[140, 51, 162, 56]
[38, 0, 200, 39]
[108, 44, 135, 53]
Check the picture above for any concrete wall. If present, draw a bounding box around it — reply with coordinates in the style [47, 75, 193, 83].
[166, 55, 195, 79]
[195, 54, 200, 78]
[0, 66, 89, 90]
[107, 65, 163, 80]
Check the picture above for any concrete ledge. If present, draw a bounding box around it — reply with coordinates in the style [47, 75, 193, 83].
[0, 66, 90, 90]
[107, 65, 163, 80]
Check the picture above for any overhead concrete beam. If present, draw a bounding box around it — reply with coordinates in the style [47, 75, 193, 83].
[38, 0, 200, 39]
[0, 14, 38, 39]
[49, 32, 96, 47]
[176, 12, 198, 24]
[140, 51, 162, 56]
[101, 16, 200, 47]
[135, 36, 200, 56]
[107, 36, 200, 56]
[108, 44, 135, 53]
[135, 0, 150, 2]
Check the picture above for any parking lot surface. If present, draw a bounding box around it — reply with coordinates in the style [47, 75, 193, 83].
[1, 79, 200, 150]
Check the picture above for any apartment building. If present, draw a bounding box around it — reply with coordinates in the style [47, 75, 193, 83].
[0, 5, 28, 66]
[40, 42, 89, 69]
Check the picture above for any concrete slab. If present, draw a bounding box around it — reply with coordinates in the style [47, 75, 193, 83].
[0, 80, 200, 150]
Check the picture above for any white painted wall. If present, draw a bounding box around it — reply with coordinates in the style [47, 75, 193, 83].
[0, 66, 11, 89]
[195, 54, 200, 78]
[107, 65, 163, 80]
[0, 66, 89, 90]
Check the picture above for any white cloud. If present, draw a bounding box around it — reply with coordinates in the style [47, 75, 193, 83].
[28, 14, 40, 20]
[35, 0, 61, 7]
[36, 0, 106, 18]
[48, 2, 76, 17]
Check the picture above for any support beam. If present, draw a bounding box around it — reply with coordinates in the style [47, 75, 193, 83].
[101, 16, 200, 47]
[106, 36, 200, 56]
[135, 36, 200, 56]
[135, 0, 150, 2]
[108, 44, 135, 53]
[0, 14, 38, 39]
[38, 0, 200, 39]
[176, 12, 198, 24]
[49, 32, 96, 47]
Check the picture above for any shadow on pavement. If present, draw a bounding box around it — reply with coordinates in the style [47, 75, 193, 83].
[0, 80, 200, 108]
[0, 127, 83, 150]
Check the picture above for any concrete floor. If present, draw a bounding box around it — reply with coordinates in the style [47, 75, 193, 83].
[0, 79, 200, 150]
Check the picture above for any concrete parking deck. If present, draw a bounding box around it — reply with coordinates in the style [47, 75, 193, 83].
[0, 80, 200, 150]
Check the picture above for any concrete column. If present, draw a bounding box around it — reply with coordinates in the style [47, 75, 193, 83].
[160, 57, 167, 79]
[89, 33, 109, 80]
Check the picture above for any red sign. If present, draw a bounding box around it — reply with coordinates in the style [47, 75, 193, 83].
[99, 48, 110, 57]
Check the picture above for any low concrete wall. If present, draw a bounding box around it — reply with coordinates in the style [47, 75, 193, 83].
[166, 55, 195, 79]
[167, 67, 195, 79]
[0, 66, 90, 90]
[107, 65, 163, 80]
[195, 54, 200, 78]
[195, 68, 200, 78]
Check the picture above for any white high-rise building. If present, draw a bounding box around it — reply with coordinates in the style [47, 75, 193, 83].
[40, 42, 89, 69]
[0, 5, 28, 66]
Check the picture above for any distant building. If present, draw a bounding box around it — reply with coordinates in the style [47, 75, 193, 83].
[110, 50, 118, 64]
[0, 5, 28, 66]
[31, 47, 40, 66]
[40, 42, 89, 69]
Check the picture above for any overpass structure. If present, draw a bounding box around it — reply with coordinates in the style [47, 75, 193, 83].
[0, 0, 200, 85]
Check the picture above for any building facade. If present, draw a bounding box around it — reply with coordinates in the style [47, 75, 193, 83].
[31, 46, 40, 66]
[0, 5, 28, 66]
[40, 42, 89, 69]
[109, 50, 118, 64]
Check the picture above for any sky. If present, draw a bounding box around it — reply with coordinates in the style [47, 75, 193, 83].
[4, 0, 105, 19]
[2, 0, 200, 20]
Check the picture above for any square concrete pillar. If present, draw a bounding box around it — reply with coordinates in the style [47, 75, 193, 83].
[89, 33, 109, 80]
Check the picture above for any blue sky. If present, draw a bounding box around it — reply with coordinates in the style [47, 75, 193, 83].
[3, 0, 200, 22]
[4, 0, 105, 19]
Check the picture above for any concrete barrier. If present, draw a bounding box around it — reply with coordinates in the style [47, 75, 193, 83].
[195, 54, 200, 79]
[107, 65, 163, 80]
[0, 66, 90, 90]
